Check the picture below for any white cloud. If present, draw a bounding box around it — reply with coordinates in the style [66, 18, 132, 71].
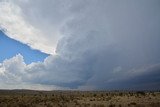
[0, 0, 70, 54]
[0, 53, 89, 89]
[0, 54, 73, 90]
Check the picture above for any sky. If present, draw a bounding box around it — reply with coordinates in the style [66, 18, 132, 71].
[0, 0, 160, 90]
[0, 31, 48, 64]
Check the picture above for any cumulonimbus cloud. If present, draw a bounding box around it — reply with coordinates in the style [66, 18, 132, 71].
[0, 0, 160, 90]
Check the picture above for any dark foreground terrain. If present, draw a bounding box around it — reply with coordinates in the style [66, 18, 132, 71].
[0, 90, 160, 107]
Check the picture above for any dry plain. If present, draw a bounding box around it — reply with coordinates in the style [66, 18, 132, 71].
[0, 90, 159, 107]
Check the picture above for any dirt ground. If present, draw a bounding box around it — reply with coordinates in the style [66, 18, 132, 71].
[0, 90, 159, 107]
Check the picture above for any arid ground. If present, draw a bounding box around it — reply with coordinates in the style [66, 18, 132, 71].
[0, 90, 159, 107]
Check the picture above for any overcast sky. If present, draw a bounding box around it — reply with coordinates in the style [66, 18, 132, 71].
[0, 0, 160, 90]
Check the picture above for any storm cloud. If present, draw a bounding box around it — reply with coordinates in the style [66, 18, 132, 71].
[0, 0, 160, 90]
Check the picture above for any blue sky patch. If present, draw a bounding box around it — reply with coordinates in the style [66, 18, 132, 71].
[0, 31, 48, 64]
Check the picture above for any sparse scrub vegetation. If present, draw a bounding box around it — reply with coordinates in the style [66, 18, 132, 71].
[0, 90, 159, 107]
